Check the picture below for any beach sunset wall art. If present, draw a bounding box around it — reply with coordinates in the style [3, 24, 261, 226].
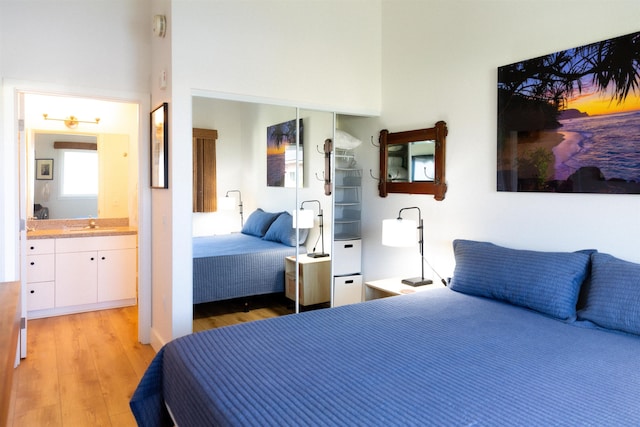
[267, 119, 303, 187]
[497, 31, 640, 194]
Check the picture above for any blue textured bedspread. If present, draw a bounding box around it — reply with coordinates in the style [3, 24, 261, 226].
[131, 288, 640, 426]
[193, 234, 301, 304]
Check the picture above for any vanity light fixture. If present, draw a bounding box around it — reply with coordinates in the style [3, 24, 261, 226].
[382, 206, 432, 287]
[293, 200, 329, 258]
[219, 190, 244, 226]
[43, 114, 100, 129]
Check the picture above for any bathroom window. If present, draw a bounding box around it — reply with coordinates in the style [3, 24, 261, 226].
[61, 150, 98, 197]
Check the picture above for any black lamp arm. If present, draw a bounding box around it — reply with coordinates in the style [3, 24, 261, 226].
[226, 190, 244, 226]
[397, 206, 424, 281]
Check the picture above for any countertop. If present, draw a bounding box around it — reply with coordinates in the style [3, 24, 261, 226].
[27, 226, 137, 239]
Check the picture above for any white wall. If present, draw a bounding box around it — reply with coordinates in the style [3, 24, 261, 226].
[350, 0, 640, 284]
[157, 0, 382, 346]
[1, 1, 151, 341]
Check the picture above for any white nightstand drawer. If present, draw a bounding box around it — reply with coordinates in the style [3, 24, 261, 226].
[333, 239, 361, 275]
[27, 281, 55, 311]
[333, 274, 362, 306]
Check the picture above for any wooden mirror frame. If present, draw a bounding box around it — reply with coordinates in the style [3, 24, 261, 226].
[378, 121, 448, 201]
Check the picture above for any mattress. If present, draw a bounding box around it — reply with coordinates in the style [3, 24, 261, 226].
[131, 288, 640, 426]
[193, 233, 302, 304]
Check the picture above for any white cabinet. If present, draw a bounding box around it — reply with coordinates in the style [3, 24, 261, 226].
[26, 239, 55, 311]
[98, 247, 137, 301]
[55, 235, 137, 308]
[55, 250, 98, 307]
[28, 234, 137, 318]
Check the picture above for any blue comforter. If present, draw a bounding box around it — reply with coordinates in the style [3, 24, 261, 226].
[131, 288, 640, 426]
[193, 233, 302, 304]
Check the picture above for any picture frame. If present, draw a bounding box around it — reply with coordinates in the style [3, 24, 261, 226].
[36, 159, 54, 180]
[497, 30, 640, 194]
[266, 118, 303, 187]
[150, 102, 169, 188]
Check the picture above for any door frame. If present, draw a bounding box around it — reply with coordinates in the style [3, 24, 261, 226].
[6, 80, 152, 350]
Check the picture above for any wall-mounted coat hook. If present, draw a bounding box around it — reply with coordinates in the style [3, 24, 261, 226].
[316, 145, 325, 154]
[369, 169, 380, 181]
[370, 135, 379, 147]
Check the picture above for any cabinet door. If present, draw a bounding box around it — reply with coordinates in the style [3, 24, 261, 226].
[98, 248, 137, 302]
[55, 252, 98, 307]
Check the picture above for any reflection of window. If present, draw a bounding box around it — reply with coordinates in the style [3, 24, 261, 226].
[412, 155, 434, 181]
[61, 150, 98, 196]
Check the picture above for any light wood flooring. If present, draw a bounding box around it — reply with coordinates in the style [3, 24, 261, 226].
[8, 294, 319, 426]
[8, 306, 155, 427]
[193, 293, 328, 332]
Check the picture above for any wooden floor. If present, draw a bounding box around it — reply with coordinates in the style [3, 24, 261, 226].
[8, 306, 155, 427]
[193, 293, 327, 332]
[8, 294, 318, 426]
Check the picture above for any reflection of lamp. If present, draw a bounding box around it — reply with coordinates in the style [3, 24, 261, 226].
[293, 200, 329, 258]
[219, 190, 244, 226]
[382, 206, 432, 287]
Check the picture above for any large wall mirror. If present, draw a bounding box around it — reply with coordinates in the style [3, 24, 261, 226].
[30, 132, 130, 219]
[378, 121, 448, 201]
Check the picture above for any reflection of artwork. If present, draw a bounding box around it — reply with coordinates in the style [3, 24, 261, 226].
[36, 159, 54, 180]
[267, 119, 303, 187]
[497, 31, 640, 194]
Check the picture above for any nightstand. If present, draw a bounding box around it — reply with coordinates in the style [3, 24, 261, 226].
[364, 278, 444, 301]
[285, 255, 331, 306]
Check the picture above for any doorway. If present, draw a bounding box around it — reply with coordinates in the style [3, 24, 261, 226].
[16, 89, 151, 355]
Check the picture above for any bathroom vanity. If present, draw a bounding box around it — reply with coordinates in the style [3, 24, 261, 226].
[26, 218, 137, 319]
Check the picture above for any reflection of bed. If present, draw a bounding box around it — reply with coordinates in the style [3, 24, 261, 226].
[133, 240, 640, 426]
[193, 209, 306, 304]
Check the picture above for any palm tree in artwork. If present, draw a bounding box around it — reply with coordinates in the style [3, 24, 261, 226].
[498, 31, 640, 134]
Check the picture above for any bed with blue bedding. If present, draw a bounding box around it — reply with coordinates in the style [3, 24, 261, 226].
[193, 209, 307, 304]
[134, 239, 640, 426]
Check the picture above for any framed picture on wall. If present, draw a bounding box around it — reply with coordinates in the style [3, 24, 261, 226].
[497, 30, 640, 194]
[266, 118, 303, 188]
[36, 159, 54, 180]
[150, 102, 169, 188]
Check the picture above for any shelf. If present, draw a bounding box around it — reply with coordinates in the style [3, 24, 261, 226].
[334, 232, 360, 241]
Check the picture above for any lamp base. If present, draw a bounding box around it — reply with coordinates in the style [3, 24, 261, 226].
[307, 252, 330, 258]
[401, 277, 433, 287]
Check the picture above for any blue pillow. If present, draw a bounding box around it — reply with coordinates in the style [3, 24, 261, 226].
[263, 212, 308, 247]
[578, 253, 640, 335]
[241, 209, 280, 238]
[449, 239, 590, 320]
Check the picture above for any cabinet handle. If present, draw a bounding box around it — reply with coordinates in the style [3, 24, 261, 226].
[90, 257, 95, 261]
[30, 290, 35, 294]
[344, 244, 353, 248]
[30, 246, 35, 250]
[30, 261, 35, 266]
[346, 280, 354, 284]
[101, 256, 106, 260]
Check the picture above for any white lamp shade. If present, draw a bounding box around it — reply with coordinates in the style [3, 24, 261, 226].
[382, 218, 417, 247]
[293, 209, 314, 229]
[218, 196, 235, 211]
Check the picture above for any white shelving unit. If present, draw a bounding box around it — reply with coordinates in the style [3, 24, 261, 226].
[333, 148, 363, 306]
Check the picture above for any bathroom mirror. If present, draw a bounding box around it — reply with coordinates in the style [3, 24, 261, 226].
[30, 132, 130, 219]
[378, 121, 447, 200]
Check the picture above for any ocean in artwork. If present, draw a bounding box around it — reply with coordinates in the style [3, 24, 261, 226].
[553, 110, 640, 182]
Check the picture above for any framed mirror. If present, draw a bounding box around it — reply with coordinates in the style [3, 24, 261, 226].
[378, 121, 448, 201]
